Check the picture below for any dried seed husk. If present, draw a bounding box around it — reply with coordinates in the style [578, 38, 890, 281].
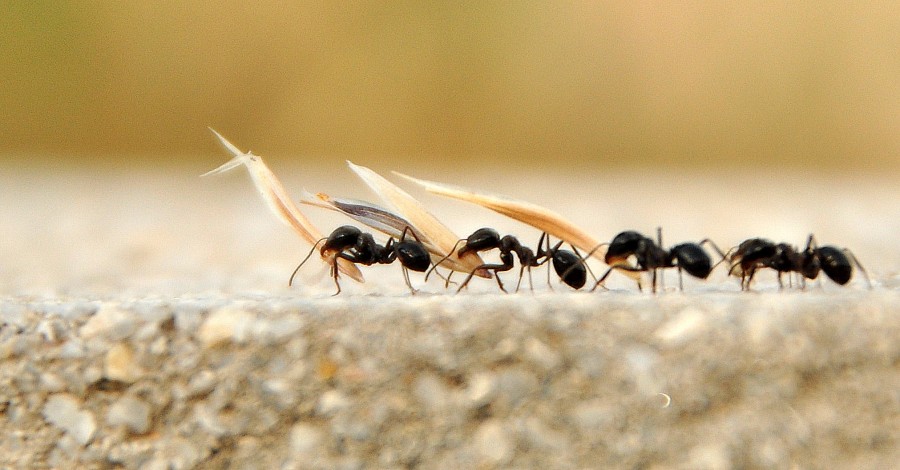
[203, 129, 363, 282]
[347, 162, 489, 277]
[393, 172, 621, 270]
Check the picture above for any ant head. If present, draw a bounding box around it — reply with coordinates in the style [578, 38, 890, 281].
[735, 238, 777, 263]
[459, 228, 501, 256]
[322, 225, 363, 254]
[605, 231, 647, 264]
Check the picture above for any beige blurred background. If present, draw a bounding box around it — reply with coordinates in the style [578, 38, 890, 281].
[2, 2, 899, 171]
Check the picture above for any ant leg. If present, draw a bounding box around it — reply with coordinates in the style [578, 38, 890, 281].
[678, 267, 684, 291]
[399, 225, 420, 242]
[401, 265, 417, 295]
[745, 266, 759, 291]
[590, 267, 614, 292]
[331, 256, 343, 296]
[514, 265, 534, 293]
[494, 273, 508, 293]
[429, 267, 456, 287]
[700, 239, 728, 262]
[843, 248, 873, 289]
[777, 273, 784, 290]
[289, 237, 328, 286]
[570, 245, 598, 283]
[425, 238, 465, 283]
[456, 265, 487, 294]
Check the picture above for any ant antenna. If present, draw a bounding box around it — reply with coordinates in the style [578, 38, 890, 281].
[288, 237, 328, 286]
[424, 238, 465, 284]
[843, 248, 873, 289]
[559, 241, 607, 282]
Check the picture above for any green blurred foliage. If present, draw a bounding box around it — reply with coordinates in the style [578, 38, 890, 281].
[1, 2, 898, 170]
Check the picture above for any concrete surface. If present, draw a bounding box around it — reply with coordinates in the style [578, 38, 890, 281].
[1, 165, 898, 468]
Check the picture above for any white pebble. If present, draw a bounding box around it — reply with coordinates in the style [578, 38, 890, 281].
[105, 343, 144, 383]
[654, 307, 707, 347]
[465, 372, 498, 408]
[197, 308, 255, 347]
[79, 306, 138, 341]
[40, 373, 66, 393]
[107, 396, 152, 434]
[290, 423, 323, 455]
[413, 374, 450, 412]
[524, 338, 562, 371]
[42, 394, 97, 446]
[317, 390, 351, 416]
[474, 420, 513, 464]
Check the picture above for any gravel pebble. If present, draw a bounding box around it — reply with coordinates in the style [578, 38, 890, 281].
[42, 394, 97, 446]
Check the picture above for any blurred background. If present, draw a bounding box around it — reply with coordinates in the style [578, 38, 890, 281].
[2, 2, 898, 171]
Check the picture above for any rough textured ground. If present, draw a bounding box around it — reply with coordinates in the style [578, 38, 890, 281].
[1, 165, 898, 468]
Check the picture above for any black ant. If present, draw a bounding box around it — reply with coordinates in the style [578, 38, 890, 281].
[724, 235, 871, 290]
[427, 229, 587, 293]
[289, 225, 431, 295]
[587, 228, 721, 292]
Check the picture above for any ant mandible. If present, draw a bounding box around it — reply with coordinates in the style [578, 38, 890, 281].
[589, 228, 721, 293]
[289, 225, 431, 295]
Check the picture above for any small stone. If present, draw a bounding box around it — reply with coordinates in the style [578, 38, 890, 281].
[290, 423, 323, 455]
[58, 339, 86, 359]
[174, 310, 203, 334]
[105, 343, 144, 383]
[149, 336, 168, 355]
[197, 308, 255, 347]
[686, 443, 732, 470]
[317, 390, 351, 416]
[36, 319, 65, 343]
[79, 306, 138, 341]
[252, 317, 304, 343]
[42, 394, 97, 446]
[474, 420, 513, 464]
[186, 370, 217, 397]
[524, 338, 562, 370]
[570, 400, 618, 431]
[107, 396, 152, 434]
[655, 307, 707, 347]
[413, 374, 450, 412]
[465, 372, 498, 408]
[40, 373, 66, 392]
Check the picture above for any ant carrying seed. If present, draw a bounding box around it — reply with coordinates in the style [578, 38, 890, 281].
[427, 230, 588, 293]
[723, 234, 871, 290]
[586, 228, 722, 293]
[289, 225, 431, 295]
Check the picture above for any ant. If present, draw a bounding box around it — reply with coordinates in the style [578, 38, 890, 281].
[427, 229, 587, 293]
[289, 225, 431, 295]
[724, 235, 871, 290]
[587, 228, 721, 293]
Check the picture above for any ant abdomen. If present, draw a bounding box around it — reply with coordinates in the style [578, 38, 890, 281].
[552, 250, 587, 289]
[670, 243, 713, 279]
[395, 242, 431, 273]
[817, 246, 853, 285]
